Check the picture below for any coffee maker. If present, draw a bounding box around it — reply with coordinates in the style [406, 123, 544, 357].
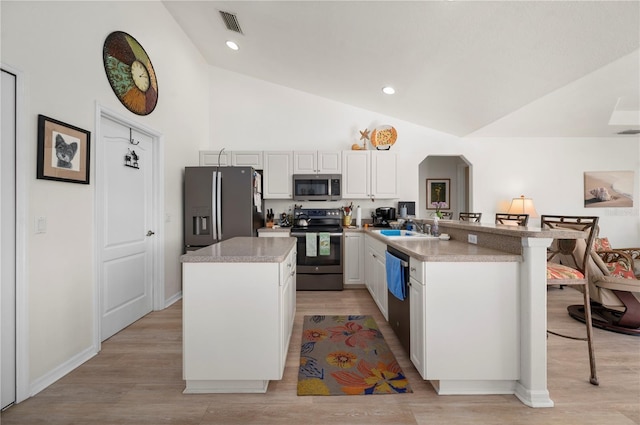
[373, 207, 396, 227]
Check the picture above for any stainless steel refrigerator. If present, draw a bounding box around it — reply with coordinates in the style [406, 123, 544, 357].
[184, 166, 263, 251]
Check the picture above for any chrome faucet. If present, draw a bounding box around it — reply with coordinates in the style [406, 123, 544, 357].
[414, 222, 425, 233]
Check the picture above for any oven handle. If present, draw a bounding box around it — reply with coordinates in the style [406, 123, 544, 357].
[291, 232, 343, 237]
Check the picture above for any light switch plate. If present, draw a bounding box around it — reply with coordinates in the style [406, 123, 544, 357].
[35, 216, 47, 234]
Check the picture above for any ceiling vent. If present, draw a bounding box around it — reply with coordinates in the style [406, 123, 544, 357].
[219, 10, 243, 34]
[617, 129, 640, 135]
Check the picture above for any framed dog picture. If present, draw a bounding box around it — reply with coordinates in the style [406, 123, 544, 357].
[37, 115, 91, 184]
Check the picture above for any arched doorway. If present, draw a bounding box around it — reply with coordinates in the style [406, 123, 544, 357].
[418, 155, 472, 220]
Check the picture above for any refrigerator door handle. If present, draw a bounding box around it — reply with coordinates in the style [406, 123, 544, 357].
[215, 171, 222, 239]
[211, 171, 218, 241]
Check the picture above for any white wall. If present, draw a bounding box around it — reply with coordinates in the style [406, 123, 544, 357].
[209, 67, 639, 246]
[1, 1, 209, 392]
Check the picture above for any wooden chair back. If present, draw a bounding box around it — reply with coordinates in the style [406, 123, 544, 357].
[459, 212, 482, 222]
[542, 215, 599, 281]
[495, 213, 529, 226]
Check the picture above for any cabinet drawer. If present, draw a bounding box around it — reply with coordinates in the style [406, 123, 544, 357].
[409, 258, 424, 284]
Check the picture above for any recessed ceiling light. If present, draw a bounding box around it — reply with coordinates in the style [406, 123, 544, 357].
[226, 40, 239, 51]
[382, 86, 395, 95]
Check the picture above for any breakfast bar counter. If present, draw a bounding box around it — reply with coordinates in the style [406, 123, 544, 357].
[360, 222, 586, 408]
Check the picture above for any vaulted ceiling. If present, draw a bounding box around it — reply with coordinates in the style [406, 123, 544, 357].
[163, 0, 640, 138]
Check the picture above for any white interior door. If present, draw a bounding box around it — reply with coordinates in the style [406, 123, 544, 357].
[1, 68, 17, 409]
[99, 115, 155, 341]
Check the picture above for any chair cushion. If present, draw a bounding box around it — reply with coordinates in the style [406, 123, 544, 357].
[606, 261, 636, 279]
[594, 237, 612, 251]
[547, 263, 585, 280]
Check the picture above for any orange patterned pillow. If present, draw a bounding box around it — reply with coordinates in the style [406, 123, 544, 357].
[605, 261, 636, 279]
[547, 263, 584, 280]
[594, 237, 612, 251]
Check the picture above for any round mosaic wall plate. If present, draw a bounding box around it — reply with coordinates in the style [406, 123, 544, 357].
[103, 31, 158, 115]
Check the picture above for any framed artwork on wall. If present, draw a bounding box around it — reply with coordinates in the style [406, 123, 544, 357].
[426, 178, 450, 209]
[37, 114, 91, 184]
[584, 171, 633, 207]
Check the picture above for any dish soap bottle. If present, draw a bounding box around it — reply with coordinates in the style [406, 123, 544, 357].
[432, 217, 440, 237]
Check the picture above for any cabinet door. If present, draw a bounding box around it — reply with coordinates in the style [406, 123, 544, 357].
[293, 151, 317, 173]
[371, 151, 397, 198]
[317, 151, 341, 173]
[264, 152, 293, 199]
[199, 150, 231, 166]
[364, 245, 376, 298]
[342, 151, 370, 199]
[280, 250, 296, 372]
[374, 250, 388, 320]
[409, 276, 426, 378]
[344, 233, 364, 285]
[232, 151, 263, 169]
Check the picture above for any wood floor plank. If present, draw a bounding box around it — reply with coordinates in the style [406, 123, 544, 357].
[2, 287, 639, 425]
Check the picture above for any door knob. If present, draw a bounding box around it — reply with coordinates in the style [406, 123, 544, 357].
[146, 230, 155, 236]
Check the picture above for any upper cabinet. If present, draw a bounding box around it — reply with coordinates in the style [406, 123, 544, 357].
[232, 151, 263, 169]
[199, 150, 231, 166]
[293, 151, 341, 174]
[199, 150, 263, 169]
[342, 151, 397, 199]
[264, 151, 294, 199]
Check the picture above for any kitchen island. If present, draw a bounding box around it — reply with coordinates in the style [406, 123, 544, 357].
[365, 222, 585, 408]
[181, 237, 297, 393]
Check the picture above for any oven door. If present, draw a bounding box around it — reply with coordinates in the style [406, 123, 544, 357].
[291, 231, 342, 273]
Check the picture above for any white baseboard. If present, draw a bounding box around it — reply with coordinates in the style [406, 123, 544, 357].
[29, 345, 97, 398]
[165, 290, 182, 308]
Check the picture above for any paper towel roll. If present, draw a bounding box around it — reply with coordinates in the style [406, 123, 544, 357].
[356, 206, 362, 228]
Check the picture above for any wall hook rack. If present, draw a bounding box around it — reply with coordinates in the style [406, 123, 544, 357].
[128, 128, 140, 145]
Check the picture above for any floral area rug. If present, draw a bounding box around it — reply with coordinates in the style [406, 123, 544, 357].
[297, 315, 412, 396]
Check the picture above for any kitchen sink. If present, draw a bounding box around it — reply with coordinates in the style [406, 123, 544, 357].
[370, 229, 438, 239]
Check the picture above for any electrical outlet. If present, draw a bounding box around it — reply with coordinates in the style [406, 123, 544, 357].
[468, 234, 477, 244]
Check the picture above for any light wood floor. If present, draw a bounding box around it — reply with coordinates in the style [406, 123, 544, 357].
[2, 287, 639, 425]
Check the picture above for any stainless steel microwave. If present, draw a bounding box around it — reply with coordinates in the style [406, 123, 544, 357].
[292, 174, 342, 201]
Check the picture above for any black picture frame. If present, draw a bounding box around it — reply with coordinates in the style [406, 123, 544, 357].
[426, 178, 450, 209]
[37, 114, 91, 184]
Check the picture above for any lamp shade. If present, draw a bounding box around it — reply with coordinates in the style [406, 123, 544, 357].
[507, 195, 538, 217]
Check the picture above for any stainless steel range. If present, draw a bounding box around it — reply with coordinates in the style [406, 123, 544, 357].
[291, 208, 343, 290]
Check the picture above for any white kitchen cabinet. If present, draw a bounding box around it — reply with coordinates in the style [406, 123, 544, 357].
[364, 234, 388, 320]
[280, 248, 297, 371]
[409, 261, 426, 378]
[370, 151, 397, 198]
[199, 150, 231, 166]
[343, 232, 364, 286]
[199, 150, 263, 169]
[407, 259, 518, 386]
[342, 151, 397, 199]
[232, 151, 263, 169]
[293, 151, 341, 174]
[182, 241, 296, 393]
[263, 151, 293, 199]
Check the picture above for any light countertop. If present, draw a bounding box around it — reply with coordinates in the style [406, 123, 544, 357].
[181, 237, 296, 263]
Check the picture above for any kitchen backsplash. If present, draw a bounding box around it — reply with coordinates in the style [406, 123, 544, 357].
[264, 199, 413, 226]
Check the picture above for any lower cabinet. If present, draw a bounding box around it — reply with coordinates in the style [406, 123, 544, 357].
[408, 259, 519, 384]
[409, 274, 425, 377]
[280, 248, 297, 372]
[182, 246, 296, 393]
[364, 235, 388, 320]
[343, 232, 364, 286]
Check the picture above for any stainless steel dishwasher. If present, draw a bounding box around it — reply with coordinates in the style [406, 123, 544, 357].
[386, 245, 410, 356]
